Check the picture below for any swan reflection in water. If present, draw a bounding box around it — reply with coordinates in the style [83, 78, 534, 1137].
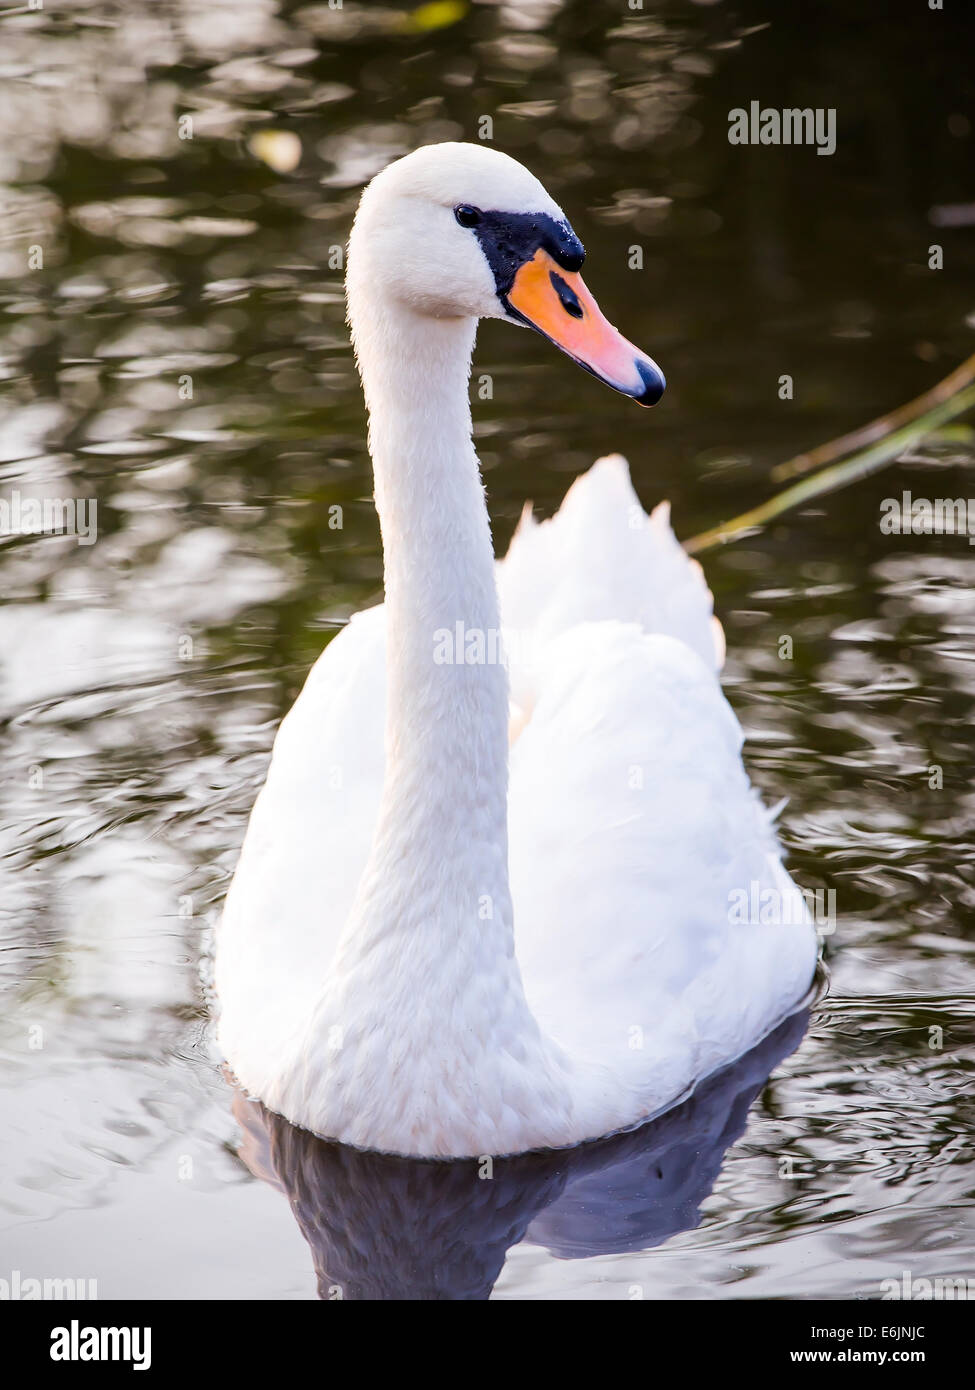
[231, 1008, 810, 1300]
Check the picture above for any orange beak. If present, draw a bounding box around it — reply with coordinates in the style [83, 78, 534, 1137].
[505, 248, 665, 406]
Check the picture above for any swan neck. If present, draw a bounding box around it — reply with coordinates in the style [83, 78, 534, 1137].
[352, 296, 512, 917]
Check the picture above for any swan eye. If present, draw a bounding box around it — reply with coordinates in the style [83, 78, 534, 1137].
[454, 205, 482, 228]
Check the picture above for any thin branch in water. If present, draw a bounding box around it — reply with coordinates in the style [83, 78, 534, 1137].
[684, 380, 975, 557]
[769, 352, 975, 484]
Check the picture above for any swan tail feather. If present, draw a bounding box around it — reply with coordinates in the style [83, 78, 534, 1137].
[499, 455, 724, 688]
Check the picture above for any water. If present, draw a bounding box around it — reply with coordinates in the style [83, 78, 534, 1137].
[2, 0, 974, 1299]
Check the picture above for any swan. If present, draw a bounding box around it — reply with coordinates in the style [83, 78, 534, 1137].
[215, 141, 818, 1159]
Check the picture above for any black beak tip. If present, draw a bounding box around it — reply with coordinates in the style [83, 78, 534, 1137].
[635, 359, 666, 407]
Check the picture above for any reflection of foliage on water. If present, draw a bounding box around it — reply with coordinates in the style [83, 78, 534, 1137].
[1, 0, 973, 885]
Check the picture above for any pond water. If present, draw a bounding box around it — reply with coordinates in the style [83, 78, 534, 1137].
[2, 0, 974, 1300]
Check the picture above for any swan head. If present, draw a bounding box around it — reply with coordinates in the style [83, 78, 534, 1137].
[347, 142, 665, 407]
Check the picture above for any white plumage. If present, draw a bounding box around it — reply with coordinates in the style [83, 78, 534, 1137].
[215, 144, 817, 1157]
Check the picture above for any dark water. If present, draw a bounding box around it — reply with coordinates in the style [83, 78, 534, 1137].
[2, 0, 974, 1299]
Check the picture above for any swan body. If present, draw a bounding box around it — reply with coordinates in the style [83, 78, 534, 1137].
[216, 143, 818, 1158]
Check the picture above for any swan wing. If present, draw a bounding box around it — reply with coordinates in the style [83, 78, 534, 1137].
[508, 619, 818, 1127]
[498, 454, 725, 721]
[216, 603, 386, 1085]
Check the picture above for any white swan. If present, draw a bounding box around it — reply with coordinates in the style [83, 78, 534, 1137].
[215, 142, 818, 1159]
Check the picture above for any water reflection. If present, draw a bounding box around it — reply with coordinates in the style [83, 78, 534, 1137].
[238, 1011, 810, 1300]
